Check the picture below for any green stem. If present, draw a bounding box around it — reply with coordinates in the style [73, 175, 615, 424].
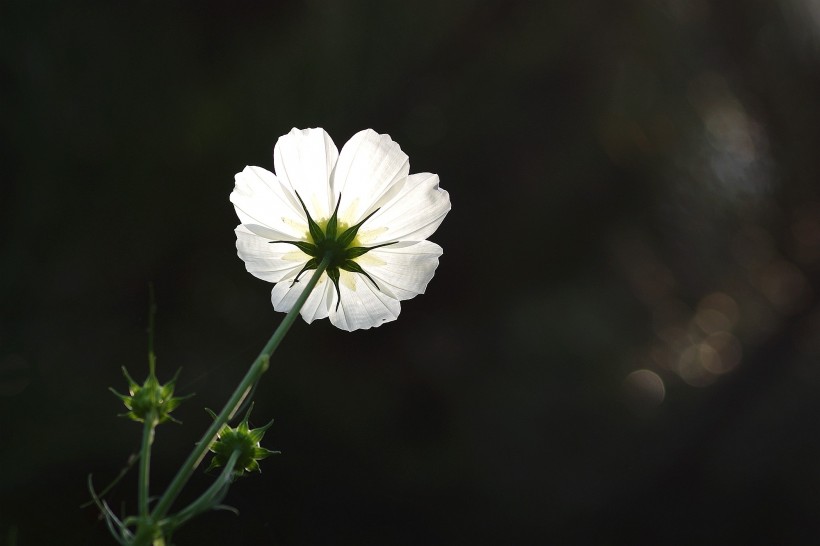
[138, 414, 157, 518]
[137, 285, 159, 519]
[148, 253, 332, 526]
[168, 450, 241, 528]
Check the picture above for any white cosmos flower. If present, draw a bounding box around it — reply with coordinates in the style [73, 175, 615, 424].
[230, 128, 450, 331]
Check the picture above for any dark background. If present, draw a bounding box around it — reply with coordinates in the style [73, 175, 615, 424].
[3, 1, 820, 544]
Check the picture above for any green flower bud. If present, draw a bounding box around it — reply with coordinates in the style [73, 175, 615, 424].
[110, 366, 191, 424]
[206, 404, 279, 476]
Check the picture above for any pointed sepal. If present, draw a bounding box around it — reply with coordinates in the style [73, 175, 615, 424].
[269, 240, 320, 257]
[206, 403, 279, 477]
[111, 365, 192, 424]
[294, 191, 325, 244]
[336, 208, 380, 249]
[341, 259, 380, 290]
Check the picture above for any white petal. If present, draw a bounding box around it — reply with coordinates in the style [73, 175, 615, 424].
[358, 240, 443, 301]
[332, 129, 410, 224]
[299, 278, 334, 323]
[273, 128, 338, 220]
[235, 225, 307, 283]
[231, 166, 306, 239]
[270, 272, 334, 324]
[329, 271, 401, 331]
[357, 173, 450, 245]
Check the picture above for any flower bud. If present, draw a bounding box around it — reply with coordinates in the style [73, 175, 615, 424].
[206, 404, 279, 476]
[110, 366, 191, 424]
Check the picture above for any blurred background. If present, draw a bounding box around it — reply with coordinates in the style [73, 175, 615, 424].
[3, 0, 820, 544]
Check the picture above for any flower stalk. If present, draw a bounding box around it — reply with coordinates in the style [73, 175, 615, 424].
[138, 412, 157, 519]
[139, 294, 158, 520]
[94, 127, 449, 545]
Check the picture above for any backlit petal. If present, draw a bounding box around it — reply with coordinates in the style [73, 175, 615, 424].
[328, 271, 401, 331]
[357, 173, 450, 245]
[358, 240, 443, 301]
[231, 166, 306, 239]
[332, 129, 409, 224]
[235, 225, 306, 283]
[299, 278, 334, 323]
[270, 273, 334, 324]
[274, 128, 338, 220]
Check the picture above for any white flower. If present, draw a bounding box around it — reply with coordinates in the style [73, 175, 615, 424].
[230, 128, 450, 331]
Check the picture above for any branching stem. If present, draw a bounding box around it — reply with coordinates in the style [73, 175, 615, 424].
[138, 253, 333, 543]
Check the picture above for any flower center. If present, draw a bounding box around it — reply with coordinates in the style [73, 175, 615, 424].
[269, 192, 395, 310]
[314, 219, 359, 268]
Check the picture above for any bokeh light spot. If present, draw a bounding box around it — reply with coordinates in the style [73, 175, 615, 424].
[677, 345, 717, 387]
[755, 259, 811, 313]
[702, 331, 742, 374]
[695, 292, 739, 334]
[624, 369, 666, 407]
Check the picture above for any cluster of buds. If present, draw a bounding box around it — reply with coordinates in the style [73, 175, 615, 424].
[111, 367, 278, 475]
[95, 287, 279, 546]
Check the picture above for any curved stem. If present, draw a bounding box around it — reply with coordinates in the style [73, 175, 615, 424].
[148, 253, 332, 526]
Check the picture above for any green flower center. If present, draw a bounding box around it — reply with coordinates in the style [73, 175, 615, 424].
[314, 219, 358, 269]
[270, 192, 395, 309]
